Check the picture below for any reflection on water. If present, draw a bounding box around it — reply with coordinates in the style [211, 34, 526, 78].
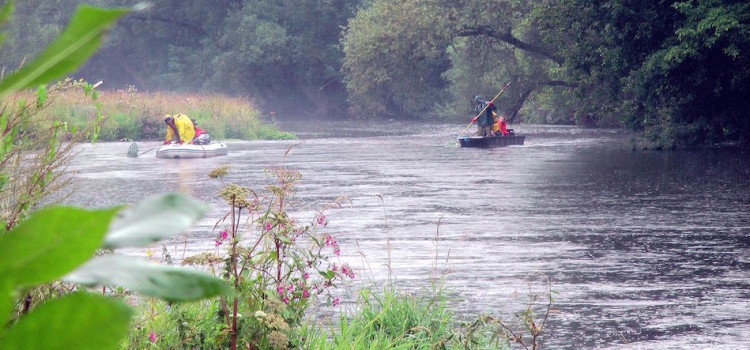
[66, 123, 750, 349]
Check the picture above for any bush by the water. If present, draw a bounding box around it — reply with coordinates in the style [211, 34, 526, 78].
[18, 87, 295, 141]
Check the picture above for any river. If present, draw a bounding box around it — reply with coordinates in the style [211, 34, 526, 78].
[65, 121, 750, 349]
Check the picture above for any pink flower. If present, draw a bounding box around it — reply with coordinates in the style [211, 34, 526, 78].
[303, 272, 309, 279]
[215, 239, 222, 247]
[282, 296, 289, 304]
[341, 265, 354, 279]
[277, 285, 285, 295]
[220, 230, 228, 240]
[332, 297, 339, 306]
[148, 331, 156, 343]
[302, 289, 309, 298]
[332, 263, 338, 272]
[264, 222, 272, 231]
[317, 214, 327, 226]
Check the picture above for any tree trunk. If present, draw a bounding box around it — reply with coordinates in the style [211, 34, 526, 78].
[507, 86, 534, 124]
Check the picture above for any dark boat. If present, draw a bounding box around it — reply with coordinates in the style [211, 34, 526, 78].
[458, 134, 525, 148]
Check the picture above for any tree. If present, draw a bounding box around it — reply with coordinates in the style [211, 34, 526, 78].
[534, 0, 750, 147]
[341, 0, 451, 119]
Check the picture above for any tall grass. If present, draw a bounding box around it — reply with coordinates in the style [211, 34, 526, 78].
[298, 286, 456, 350]
[18, 87, 295, 141]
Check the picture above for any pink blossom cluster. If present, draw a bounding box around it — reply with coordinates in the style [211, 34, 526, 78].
[324, 234, 340, 256]
[276, 277, 311, 304]
[331, 263, 355, 279]
[316, 214, 328, 227]
[215, 229, 229, 247]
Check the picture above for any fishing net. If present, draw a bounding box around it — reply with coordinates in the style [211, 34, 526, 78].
[127, 142, 139, 158]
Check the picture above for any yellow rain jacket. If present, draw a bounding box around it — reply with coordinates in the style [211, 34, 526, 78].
[165, 114, 195, 143]
[491, 111, 500, 133]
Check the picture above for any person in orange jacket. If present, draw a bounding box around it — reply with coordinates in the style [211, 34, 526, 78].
[191, 119, 211, 145]
[496, 114, 510, 136]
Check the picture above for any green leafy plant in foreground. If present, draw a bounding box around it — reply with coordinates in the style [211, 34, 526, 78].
[0, 3, 228, 349]
[0, 193, 228, 349]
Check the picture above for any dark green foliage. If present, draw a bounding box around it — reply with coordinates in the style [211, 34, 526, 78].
[535, 0, 750, 147]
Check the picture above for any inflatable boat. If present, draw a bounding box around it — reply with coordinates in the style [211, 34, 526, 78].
[156, 142, 228, 159]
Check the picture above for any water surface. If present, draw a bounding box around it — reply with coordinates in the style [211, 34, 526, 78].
[66, 122, 750, 349]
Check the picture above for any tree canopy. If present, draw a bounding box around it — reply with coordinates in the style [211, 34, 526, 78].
[2, 0, 748, 147]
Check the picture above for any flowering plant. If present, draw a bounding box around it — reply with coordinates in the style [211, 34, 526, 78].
[180, 165, 354, 349]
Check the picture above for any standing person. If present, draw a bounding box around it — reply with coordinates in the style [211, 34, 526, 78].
[163, 114, 195, 145]
[472, 95, 496, 137]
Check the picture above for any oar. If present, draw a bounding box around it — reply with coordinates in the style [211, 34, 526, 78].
[457, 81, 512, 138]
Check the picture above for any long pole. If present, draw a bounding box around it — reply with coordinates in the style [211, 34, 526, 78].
[457, 81, 512, 137]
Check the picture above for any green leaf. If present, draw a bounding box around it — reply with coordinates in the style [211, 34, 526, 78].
[318, 269, 335, 280]
[0, 1, 12, 48]
[104, 192, 208, 248]
[0, 1, 13, 25]
[0, 206, 119, 288]
[64, 255, 229, 302]
[0, 279, 16, 330]
[0, 5, 128, 98]
[35, 85, 46, 107]
[0, 293, 132, 350]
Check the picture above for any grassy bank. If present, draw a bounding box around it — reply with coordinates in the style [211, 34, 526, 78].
[24, 87, 295, 141]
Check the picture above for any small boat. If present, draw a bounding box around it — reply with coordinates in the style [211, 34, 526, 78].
[458, 134, 525, 148]
[156, 142, 228, 159]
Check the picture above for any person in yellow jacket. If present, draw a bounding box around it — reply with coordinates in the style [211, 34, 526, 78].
[163, 114, 195, 145]
[491, 110, 500, 136]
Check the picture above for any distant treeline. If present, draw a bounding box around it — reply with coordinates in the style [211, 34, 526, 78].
[2, 0, 748, 148]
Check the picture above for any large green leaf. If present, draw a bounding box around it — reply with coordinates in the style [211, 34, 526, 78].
[104, 192, 208, 248]
[0, 279, 15, 332]
[0, 293, 132, 350]
[64, 255, 229, 302]
[0, 5, 128, 98]
[0, 206, 119, 288]
[0, 1, 14, 48]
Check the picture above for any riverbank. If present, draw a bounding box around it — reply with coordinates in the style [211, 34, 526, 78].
[21, 88, 295, 141]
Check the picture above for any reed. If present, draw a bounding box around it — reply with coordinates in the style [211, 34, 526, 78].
[20, 88, 295, 141]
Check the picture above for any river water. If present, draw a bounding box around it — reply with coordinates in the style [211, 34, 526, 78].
[65, 122, 750, 349]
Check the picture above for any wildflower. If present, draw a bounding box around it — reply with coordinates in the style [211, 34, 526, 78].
[287, 284, 293, 291]
[317, 214, 327, 226]
[332, 263, 338, 272]
[264, 222, 272, 232]
[341, 264, 355, 279]
[148, 331, 156, 343]
[302, 289, 309, 298]
[303, 272, 309, 279]
[332, 297, 339, 307]
[220, 230, 228, 240]
[282, 296, 289, 304]
[254, 310, 267, 320]
[215, 239, 222, 247]
[277, 284, 285, 295]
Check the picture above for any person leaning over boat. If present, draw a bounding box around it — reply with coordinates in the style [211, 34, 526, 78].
[472, 95, 496, 137]
[163, 114, 195, 145]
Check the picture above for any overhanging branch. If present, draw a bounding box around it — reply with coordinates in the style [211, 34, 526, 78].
[456, 25, 564, 65]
